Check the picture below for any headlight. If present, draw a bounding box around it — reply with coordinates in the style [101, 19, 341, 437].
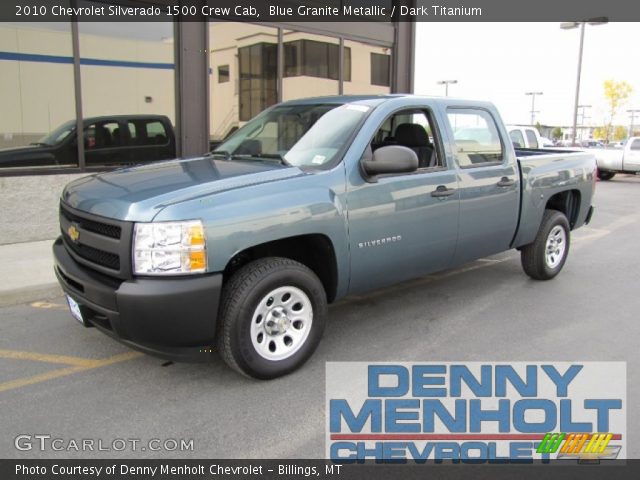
[133, 220, 207, 275]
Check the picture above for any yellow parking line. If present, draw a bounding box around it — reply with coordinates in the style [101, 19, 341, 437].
[30, 301, 67, 310]
[0, 351, 142, 394]
[0, 349, 103, 367]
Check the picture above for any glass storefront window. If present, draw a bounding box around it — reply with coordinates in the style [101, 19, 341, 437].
[209, 22, 278, 145]
[0, 21, 76, 169]
[282, 30, 340, 101]
[78, 17, 175, 167]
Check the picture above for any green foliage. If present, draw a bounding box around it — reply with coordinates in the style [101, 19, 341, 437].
[603, 80, 633, 142]
[551, 127, 563, 140]
[612, 125, 627, 142]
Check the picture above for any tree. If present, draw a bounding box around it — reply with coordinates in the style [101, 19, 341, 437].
[613, 125, 627, 142]
[603, 80, 633, 143]
[592, 127, 606, 141]
[535, 121, 543, 134]
[551, 127, 563, 140]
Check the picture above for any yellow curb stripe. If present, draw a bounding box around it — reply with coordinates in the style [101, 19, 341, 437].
[0, 351, 143, 394]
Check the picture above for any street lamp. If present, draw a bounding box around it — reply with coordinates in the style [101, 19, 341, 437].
[578, 105, 592, 141]
[628, 109, 640, 138]
[561, 17, 608, 146]
[437, 80, 457, 97]
[525, 92, 543, 125]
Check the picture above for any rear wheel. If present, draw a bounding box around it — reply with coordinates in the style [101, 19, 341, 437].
[521, 210, 570, 280]
[598, 170, 616, 181]
[217, 257, 327, 379]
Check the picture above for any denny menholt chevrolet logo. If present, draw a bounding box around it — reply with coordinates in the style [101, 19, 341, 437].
[326, 362, 626, 463]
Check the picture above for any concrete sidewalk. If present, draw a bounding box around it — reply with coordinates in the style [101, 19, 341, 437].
[0, 239, 61, 306]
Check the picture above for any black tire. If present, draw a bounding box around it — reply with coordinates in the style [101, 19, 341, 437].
[598, 170, 616, 181]
[521, 210, 571, 281]
[217, 257, 327, 379]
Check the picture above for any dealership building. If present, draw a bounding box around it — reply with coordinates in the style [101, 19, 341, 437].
[0, 6, 414, 244]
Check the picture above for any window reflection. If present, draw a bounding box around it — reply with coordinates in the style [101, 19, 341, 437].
[0, 20, 76, 168]
[78, 16, 175, 166]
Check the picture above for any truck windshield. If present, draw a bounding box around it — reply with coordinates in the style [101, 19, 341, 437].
[36, 120, 75, 146]
[213, 103, 370, 168]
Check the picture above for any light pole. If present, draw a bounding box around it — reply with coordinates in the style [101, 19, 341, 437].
[628, 109, 640, 138]
[437, 80, 457, 97]
[525, 92, 543, 125]
[561, 17, 608, 146]
[578, 104, 591, 141]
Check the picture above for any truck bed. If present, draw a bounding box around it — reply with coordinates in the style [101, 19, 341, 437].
[512, 148, 596, 248]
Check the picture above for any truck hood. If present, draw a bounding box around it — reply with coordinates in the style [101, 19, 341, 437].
[61, 156, 305, 222]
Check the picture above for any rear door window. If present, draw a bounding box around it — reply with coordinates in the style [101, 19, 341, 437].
[525, 129, 539, 149]
[509, 130, 525, 148]
[128, 120, 168, 146]
[446, 108, 504, 167]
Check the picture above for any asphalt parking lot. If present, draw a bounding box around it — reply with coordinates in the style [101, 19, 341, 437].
[1, 175, 639, 459]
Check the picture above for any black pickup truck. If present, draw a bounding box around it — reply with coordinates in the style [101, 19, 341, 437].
[0, 115, 176, 168]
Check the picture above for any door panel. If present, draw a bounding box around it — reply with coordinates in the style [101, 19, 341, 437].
[453, 164, 519, 265]
[347, 170, 459, 294]
[444, 107, 520, 266]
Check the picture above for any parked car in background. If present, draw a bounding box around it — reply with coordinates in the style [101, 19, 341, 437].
[594, 137, 640, 180]
[0, 115, 176, 168]
[582, 140, 604, 149]
[507, 125, 545, 149]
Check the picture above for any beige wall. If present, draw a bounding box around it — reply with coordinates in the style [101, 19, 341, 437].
[0, 25, 75, 145]
[344, 39, 391, 96]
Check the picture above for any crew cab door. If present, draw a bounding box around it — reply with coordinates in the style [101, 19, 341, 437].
[444, 107, 520, 265]
[346, 108, 460, 294]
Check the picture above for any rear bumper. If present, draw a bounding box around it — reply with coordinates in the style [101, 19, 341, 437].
[53, 237, 222, 362]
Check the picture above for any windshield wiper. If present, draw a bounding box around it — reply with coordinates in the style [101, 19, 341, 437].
[207, 150, 231, 160]
[29, 142, 50, 147]
[232, 153, 290, 166]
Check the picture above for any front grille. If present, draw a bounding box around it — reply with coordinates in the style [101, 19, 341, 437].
[59, 202, 132, 278]
[63, 236, 120, 270]
[60, 204, 121, 239]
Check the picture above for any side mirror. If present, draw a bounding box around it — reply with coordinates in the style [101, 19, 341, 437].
[362, 145, 419, 180]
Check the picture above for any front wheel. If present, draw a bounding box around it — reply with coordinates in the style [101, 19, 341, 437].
[521, 210, 571, 280]
[217, 257, 327, 379]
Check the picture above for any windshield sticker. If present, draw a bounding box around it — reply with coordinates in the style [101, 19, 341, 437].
[311, 155, 326, 164]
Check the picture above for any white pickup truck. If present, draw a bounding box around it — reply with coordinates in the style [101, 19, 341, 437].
[507, 126, 553, 149]
[595, 137, 640, 180]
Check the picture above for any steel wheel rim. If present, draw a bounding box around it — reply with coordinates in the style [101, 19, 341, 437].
[545, 225, 566, 269]
[250, 286, 313, 361]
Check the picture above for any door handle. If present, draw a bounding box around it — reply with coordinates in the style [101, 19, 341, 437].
[431, 185, 457, 198]
[497, 177, 516, 187]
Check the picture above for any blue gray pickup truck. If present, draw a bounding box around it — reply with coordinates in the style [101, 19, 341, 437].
[53, 95, 596, 378]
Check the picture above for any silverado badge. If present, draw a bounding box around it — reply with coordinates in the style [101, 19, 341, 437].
[67, 225, 80, 242]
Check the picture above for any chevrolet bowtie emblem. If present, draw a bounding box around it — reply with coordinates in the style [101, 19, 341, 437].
[68, 225, 80, 242]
